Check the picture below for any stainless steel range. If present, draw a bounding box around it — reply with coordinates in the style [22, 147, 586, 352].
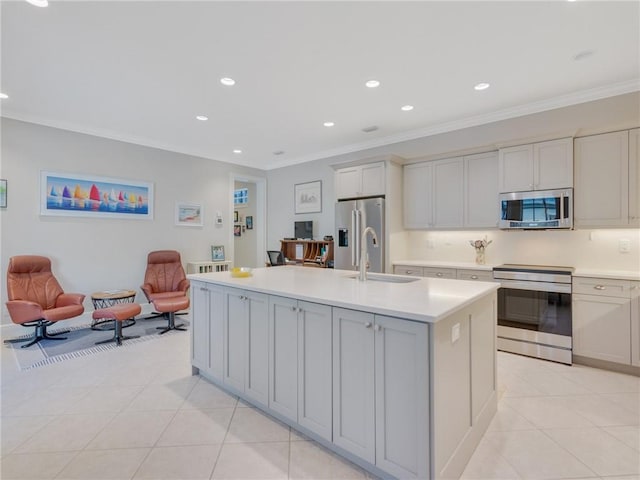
[493, 264, 574, 365]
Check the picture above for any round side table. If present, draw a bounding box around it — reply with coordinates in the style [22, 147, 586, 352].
[91, 289, 137, 330]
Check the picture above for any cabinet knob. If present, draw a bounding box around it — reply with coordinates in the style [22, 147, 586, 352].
[471, 275, 478, 280]
[200, 287, 208, 292]
[364, 322, 372, 328]
[374, 324, 381, 332]
[594, 285, 606, 290]
[291, 306, 297, 312]
[436, 272, 444, 277]
[406, 270, 413, 274]
[630, 285, 639, 290]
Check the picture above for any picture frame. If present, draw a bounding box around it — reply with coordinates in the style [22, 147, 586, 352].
[175, 202, 203, 227]
[211, 245, 225, 261]
[294, 180, 322, 214]
[234, 210, 239, 223]
[0, 179, 6, 208]
[246, 215, 253, 229]
[40, 171, 153, 219]
[234, 225, 242, 237]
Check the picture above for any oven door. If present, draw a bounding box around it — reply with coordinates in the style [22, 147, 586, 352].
[497, 283, 572, 337]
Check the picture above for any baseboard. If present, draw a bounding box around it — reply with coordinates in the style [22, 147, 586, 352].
[573, 355, 640, 377]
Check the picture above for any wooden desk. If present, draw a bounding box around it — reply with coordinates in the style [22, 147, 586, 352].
[280, 239, 333, 267]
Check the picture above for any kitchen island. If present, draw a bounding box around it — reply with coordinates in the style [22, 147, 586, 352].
[188, 266, 499, 480]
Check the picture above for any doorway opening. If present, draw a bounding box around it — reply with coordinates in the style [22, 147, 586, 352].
[229, 174, 266, 268]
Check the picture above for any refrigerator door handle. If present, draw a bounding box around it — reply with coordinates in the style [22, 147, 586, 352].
[351, 209, 357, 266]
[354, 209, 361, 267]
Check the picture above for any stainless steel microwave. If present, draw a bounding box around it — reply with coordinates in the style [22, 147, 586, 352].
[499, 188, 573, 230]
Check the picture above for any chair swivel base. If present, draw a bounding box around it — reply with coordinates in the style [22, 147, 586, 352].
[156, 312, 187, 335]
[95, 320, 139, 346]
[3, 323, 69, 349]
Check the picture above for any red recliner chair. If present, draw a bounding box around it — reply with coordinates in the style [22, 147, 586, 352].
[5, 255, 85, 348]
[140, 250, 190, 332]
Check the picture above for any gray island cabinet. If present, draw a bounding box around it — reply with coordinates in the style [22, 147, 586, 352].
[188, 267, 499, 480]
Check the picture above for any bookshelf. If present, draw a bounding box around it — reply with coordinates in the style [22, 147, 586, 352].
[280, 239, 334, 267]
[187, 261, 232, 274]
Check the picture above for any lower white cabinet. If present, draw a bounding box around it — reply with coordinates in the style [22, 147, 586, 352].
[268, 296, 333, 440]
[572, 277, 638, 366]
[224, 288, 269, 406]
[394, 264, 494, 282]
[191, 281, 224, 381]
[332, 307, 429, 479]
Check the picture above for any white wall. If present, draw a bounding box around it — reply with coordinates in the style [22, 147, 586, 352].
[401, 229, 640, 272]
[0, 118, 265, 325]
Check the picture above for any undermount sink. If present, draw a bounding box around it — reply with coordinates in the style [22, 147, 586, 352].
[347, 273, 420, 284]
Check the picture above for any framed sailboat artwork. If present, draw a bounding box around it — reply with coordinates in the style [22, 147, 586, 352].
[40, 171, 154, 219]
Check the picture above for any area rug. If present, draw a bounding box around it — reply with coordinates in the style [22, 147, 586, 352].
[6, 316, 190, 371]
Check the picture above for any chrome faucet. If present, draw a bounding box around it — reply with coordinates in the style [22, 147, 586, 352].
[359, 226, 379, 281]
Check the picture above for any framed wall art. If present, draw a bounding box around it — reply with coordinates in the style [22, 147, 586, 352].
[175, 203, 203, 227]
[246, 215, 253, 229]
[294, 180, 321, 214]
[0, 179, 6, 208]
[211, 245, 225, 261]
[40, 171, 153, 219]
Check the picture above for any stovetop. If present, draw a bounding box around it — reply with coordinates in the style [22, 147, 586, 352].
[493, 264, 574, 276]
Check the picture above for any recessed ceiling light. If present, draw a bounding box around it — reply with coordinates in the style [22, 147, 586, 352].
[0, 93, 8, 99]
[401, 105, 414, 111]
[474, 82, 490, 91]
[273, 150, 285, 156]
[323, 121, 335, 127]
[365, 80, 380, 88]
[196, 115, 208, 121]
[220, 77, 236, 86]
[573, 50, 595, 61]
[233, 149, 242, 154]
[26, 0, 48, 7]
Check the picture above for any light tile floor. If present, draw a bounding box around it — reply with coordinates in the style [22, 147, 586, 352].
[1, 324, 639, 480]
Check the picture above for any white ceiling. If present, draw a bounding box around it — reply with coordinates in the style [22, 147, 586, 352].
[2, 1, 639, 170]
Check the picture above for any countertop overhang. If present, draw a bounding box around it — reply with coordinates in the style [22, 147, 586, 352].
[188, 266, 498, 323]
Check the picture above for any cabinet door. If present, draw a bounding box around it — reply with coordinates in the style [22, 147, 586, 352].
[191, 281, 210, 372]
[629, 128, 639, 225]
[208, 284, 225, 381]
[269, 296, 299, 422]
[534, 138, 573, 190]
[374, 315, 429, 479]
[464, 151, 499, 228]
[245, 291, 269, 406]
[336, 166, 361, 200]
[573, 293, 631, 364]
[631, 282, 640, 367]
[332, 307, 375, 463]
[360, 162, 385, 197]
[224, 288, 247, 392]
[499, 144, 534, 192]
[298, 301, 333, 441]
[403, 162, 432, 228]
[433, 158, 464, 228]
[574, 131, 629, 227]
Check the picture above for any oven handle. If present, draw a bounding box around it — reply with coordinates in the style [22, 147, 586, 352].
[498, 279, 572, 294]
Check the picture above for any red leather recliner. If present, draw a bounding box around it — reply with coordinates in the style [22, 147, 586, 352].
[5, 255, 85, 348]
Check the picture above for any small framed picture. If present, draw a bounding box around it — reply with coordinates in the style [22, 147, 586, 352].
[211, 245, 225, 261]
[246, 215, 253, 229]
[0, 179, 6, 208]
[234, 225, 241, 237]
[234, 210, 239, 223]
[176, 202, 203, 227]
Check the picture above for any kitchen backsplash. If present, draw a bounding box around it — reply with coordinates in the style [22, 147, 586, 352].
[404, 229, 640, 271]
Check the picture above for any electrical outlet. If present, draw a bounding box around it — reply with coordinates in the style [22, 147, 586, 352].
[451, 323, 460, 344]
[619, 238, 631, 253]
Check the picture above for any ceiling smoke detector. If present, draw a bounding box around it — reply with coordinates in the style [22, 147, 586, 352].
[362, 126, 379, 133]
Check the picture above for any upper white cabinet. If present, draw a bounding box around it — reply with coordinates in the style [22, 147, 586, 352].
[498, 137, 573, 192]
[335, 161, 385, 199]
[403, 157, 463, 229]
[464, 151, 499, 228]
[574, 130, 638, 227]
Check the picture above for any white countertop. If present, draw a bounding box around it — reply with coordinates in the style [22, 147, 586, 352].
[573, 269, 640, 281]
[188, 266, 498, 323]
[393, 260, 496, 271]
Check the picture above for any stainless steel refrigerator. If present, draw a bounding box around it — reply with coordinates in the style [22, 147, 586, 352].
[334, 197, 385, 272]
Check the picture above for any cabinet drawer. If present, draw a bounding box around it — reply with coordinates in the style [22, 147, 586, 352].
[423, 267, 456, 279]
[572, 277, 631, 298]
[393, 265, 424, 277]
[456, 269, 493, 282]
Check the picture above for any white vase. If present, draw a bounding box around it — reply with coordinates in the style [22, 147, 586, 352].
[475, 248, 485, 265]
